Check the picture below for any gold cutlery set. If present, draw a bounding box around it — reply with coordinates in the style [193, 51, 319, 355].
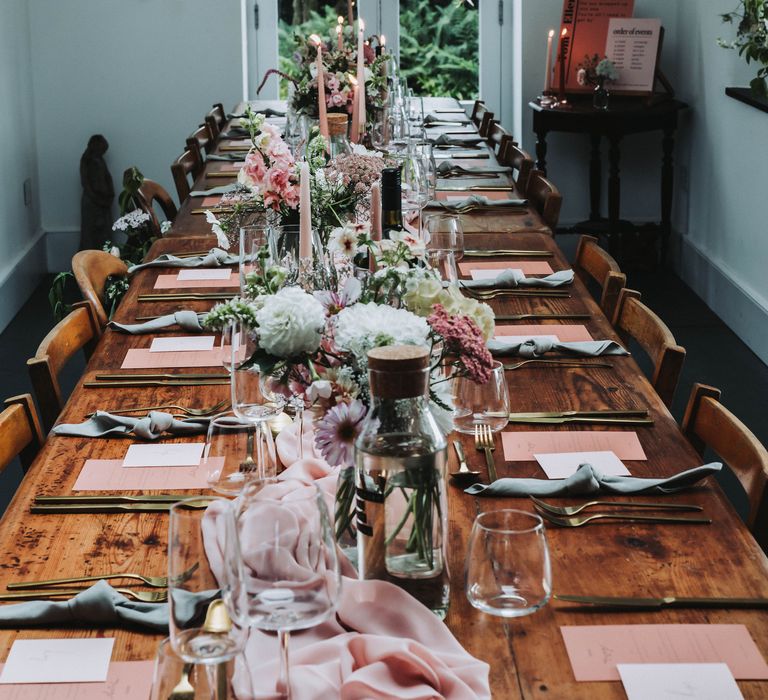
[31, 494, 213, 514]
[85, 372, 230, 388]
[463, 249, 553, 258]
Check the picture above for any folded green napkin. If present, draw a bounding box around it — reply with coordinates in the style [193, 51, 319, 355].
[109, 311, 206, 335]
[190, 184, 241, 197]
[487, 337, 629, 357]
[436, 161, 512, 176]
[228, 108, 285, 118]
[128, 248, 238, 273]
[427, 195, 528, 211]
[430, 134, 484, 147]
[51, 411, 209, 440]
[423, 112, 470, 125]
[465, 462, 722, 497]
[0, 580, 218, 632]
[207, 153, 246, 162]
[461, 269, 573, 290]
[220, 128, 250, 139]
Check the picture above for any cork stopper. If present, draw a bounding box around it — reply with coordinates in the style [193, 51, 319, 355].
[368, 345, 429, 399]
[327, 113, 349, 136]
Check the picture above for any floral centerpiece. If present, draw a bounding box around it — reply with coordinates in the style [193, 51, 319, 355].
[576, 55, 619, 109]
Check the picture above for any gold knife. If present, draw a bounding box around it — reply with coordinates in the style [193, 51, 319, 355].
[31, 501, 212, 514]
[495, 313, 591, 321]
[501, 409, 649, 419]
[84, 380, 229, 388]
[35, 495, 191, 504]
[504, 416, 654, 425]
[206, 171, 240, 178]
[138, 293, 235, 301]
[554, 594, 768, 609]
[437, 185, 514, 192]
[192, 208, 236, 215]
[94, 373, 230, 380]
[463, 249, 552, 257]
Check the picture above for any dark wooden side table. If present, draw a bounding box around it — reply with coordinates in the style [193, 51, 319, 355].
[529, 97, 687, 265]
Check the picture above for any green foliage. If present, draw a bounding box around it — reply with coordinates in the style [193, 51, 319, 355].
[719, 0, 768, 96]
[48, 272, 75, 322]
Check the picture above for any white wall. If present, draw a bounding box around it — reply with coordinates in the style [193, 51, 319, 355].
[28, 0, 243, 268]
[0, 1, 44, 332]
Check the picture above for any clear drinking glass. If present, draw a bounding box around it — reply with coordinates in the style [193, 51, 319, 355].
[220, 321, 256, 373]
[231, 362, 285, 424]
[239, 224, 271, 298]
[168, 497, 246, 666]
[204, 411, 277, 495]
[425, 248, 458, 283]
[465, 509, 552, 617]
[451, 361, 510, 434]
[228, 480, 342, 699]
[425, 213, 464, 261]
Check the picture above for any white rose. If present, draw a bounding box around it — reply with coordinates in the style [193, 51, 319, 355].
[255, 287, 325, 357]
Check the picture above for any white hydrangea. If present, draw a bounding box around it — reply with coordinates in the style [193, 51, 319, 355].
[112, 209, 151, 232]
[254, 286, 325, 358]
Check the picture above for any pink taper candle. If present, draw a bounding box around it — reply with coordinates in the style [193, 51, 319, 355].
[368, 181, 381, 272]
[356, 20, 366, 141]
[350, 75, 360, 144]
[311, 36, 329, 142]
[337, 16, 344, 51]
[299, 161, 312, 260]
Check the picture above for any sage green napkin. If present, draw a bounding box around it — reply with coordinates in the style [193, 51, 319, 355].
[228, 108, 285, 119]
[427, 195, 528, 211]
[51, 411, 209, 440]
[0, 580, 218, 632]
[220, 127, 250, 139]
[430, 134, 484, 147]
[461, 269, 573, 290]
[207, 153, 246, 162]
[465, 463, 722, 497]
[436, 161, 512, 176]
[190, 183, 241, 197]
[128, 248, 238, 273]
[487, 337, 628, 357]
[109, 310, 206, 334]
[423, 112, 470, 125]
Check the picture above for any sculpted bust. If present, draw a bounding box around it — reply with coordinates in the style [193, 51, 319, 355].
[80, 134, 114, 249]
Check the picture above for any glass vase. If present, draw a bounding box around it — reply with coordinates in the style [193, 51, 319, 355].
[593, 81, 610, 110]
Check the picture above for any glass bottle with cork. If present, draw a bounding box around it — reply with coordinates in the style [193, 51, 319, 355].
[354, 344, 450, 617]
[326, 113, 352, 160]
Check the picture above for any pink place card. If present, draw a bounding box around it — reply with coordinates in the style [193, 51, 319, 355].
[200, 196, 222, 208]
[210, 163, 243, 172]
[494, 324, 592, 342]
[560, 625, 768, 681]
[501, 431, 646, 462]
[154, 271, 239, 289]
[436, 190, 510, 201]
[0, 661, 154, 699]
[459, 261, 554, 276]
[220, 141, 249, 150]
[121, 345, 241, 369]
[73, 458, 222, 491]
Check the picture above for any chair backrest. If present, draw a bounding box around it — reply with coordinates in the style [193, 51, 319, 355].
[478, 111, 495, 138]
[612, 288, 686, 408]
[470, 100, 486, 128]
[72, 250, 129, 328]
[573, 234, 626, 320]
[498, 142, 534, 195]
[486, 120, 514, 155]
[0, 394, 44, 473]
[186, 124, 214, 161]
[132, 173, 179, 237]
[682, 383, 768, 543]
[170, 148, 202, 203]
[205, 103, 226, 139]
[27, 301, 100, 431]
[526, 169, 562, 230]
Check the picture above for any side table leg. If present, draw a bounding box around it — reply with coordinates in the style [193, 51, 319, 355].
[661, 127, 675, 266]
[589, 133, 602, 221]
[535, 130, 548, 176]
[608, 136, 622, 257]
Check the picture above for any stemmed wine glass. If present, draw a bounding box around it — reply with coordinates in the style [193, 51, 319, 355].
[227, 479, 342, 698]
[239, 224, 271, 299]
[425, 213, 465, 262]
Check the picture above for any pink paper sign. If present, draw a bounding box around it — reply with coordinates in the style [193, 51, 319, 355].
[154, 272, 238, 289]
[501, 431, 646, 462]
[0, 661, 154, 699]
[73, 458, 223, 491]
[435, 190, 509, 201]
[561, 624, 768, 681]
[200, 196, 222, 208]
[121, 345, 241, 369]
[458, 261, 554, 276]
[495, 324, 592, 342]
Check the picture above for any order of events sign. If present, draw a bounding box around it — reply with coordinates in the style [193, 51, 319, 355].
[559, 0, 634, 93]
[605, 18, 662, 93]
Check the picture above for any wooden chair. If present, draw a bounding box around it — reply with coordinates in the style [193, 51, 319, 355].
[134, 175, 178, 237]
[186, 124, 214, 161]
[478, 111, 495, 138]
[486, 120, 514, 155]
[170, 148, 202, 203]
[526, 169, 562, 230]
[612, 288, 686, 409]
[205, 103, 226, 139]
[498, 142, 534, 195]
[573, 235, 626, 320]
[27, 302, 101, 431]
[72, 250, 129, 328]
[682, 383, 768, 547]
[470, 100, 487, 129]
[0, 394, 44, 473]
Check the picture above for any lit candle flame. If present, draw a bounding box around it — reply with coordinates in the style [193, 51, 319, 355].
[309, 33, 322, 46]
[337, 16, 344, 25]
[349, 74, 358, 86]
[548, 29, 555, 39]
[561, 27, 567, 37]
[381, 34, 386, 46]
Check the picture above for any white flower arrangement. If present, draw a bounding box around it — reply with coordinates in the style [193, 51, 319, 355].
[205, 211, 230, 250]
[254, 286, 326, 358]
[112, 209, 151, 232]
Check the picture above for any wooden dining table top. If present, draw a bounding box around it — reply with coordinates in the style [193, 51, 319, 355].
[0, 99, 767, 699]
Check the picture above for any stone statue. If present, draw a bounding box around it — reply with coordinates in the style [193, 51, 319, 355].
[80, 134, 114, 250]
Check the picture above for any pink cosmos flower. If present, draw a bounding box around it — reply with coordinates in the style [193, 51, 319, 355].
[314, 400, 367, 466]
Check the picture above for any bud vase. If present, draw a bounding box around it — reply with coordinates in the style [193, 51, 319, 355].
[593, 80, 610, 110]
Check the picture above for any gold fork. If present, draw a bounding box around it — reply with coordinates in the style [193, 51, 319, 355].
[0, 588, 168, 602]
[96, 399, 229, 417]
[473, 424, 498, 482]
[462, 288, 570, 300]
[535, 508, 712, 528]
[529, 496, 704, 516]
[168, 664, 195, 700]
[8, 562, 199, 590]
[504, 359, 613, 371]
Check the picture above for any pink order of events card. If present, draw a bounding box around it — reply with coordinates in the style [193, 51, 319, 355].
[436, 190, 510, 202]
[121, 345, 241, 369]
[501, 431, 646, 462]
[200, 196, 223, 208]
[153, 271, 239, 289]
[494, 324, 592, 343]
[0, 661, 154, 699]
[73, 458, 223, 491]
[560, 624, 768, 681]
[458, 260, 554, 276]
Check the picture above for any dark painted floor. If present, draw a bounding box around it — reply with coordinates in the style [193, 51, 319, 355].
[2, 266, 767, 524]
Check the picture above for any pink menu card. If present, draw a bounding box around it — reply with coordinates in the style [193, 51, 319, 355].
[494, 324, 592, 342]
[501, 431, 646, 462]
[458, 260, 554, 276]
[73, 458, 221, 491]
[153, 271, 239, 289]
[436, 190, 510, 202]
[121, 345, 240, 369]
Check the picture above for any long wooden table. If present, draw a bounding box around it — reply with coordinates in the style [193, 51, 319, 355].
[1, 99, 767, 699]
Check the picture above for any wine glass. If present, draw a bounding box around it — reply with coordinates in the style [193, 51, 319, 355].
[465, 509, 552, 617]
[220, 320, 256, 374]
[204, 411, 277, 495]
[425, 213, 465, 261]
[168, 497, 247, 667]
[239, 224, 271, 298]
[425, 248, 458, 283]
[227, 479, 342, 698]
[231, 360, 285, 424]
[451, 361, 510, 434]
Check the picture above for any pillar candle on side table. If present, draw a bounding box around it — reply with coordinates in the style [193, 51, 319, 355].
[299, 161, 312, 260]
[369, 181, 381, 272]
